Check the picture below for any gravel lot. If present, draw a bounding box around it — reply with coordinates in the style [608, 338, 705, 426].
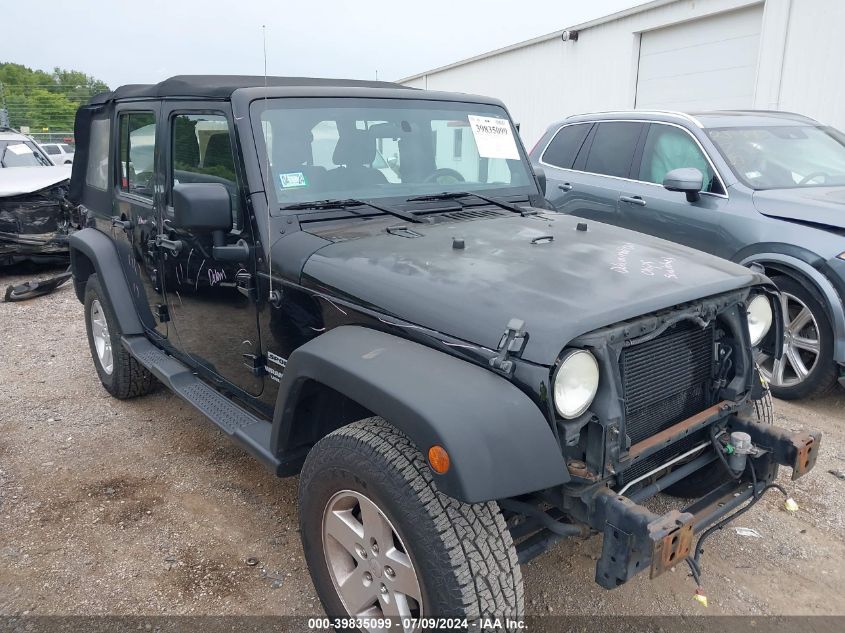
[1, 263, 844, 618]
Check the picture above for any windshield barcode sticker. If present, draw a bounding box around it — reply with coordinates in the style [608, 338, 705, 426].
[467, 115, 519, 160]
[280, 172, 308, 188]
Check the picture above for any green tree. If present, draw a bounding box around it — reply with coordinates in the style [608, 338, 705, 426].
[0, 62, 110, 131]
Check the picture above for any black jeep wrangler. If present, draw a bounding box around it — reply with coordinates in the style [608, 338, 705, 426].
[67, 76, 819, 626]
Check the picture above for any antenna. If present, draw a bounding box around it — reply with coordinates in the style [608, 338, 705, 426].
[261, 24, 279, 306]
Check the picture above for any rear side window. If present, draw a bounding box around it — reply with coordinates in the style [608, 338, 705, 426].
[118, 112, 156, 199]
[583, 122, 644, 178]
[541, 123, 591, 169]
[86, 117, 110, 191]
[44, 145, 60, 155]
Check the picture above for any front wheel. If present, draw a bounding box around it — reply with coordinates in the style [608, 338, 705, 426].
[756, 275, 838, 400]
[299, 418, 523, 631]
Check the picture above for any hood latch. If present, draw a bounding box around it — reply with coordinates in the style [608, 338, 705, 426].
[490, 318, 528, 375]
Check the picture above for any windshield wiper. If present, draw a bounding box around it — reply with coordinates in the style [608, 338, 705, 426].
[279, 198, 423, 223]
[405, 191, 536, 216]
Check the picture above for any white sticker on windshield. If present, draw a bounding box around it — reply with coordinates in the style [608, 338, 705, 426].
[280, 172, 308, 188]
[6, 143, 33, 156]
[467, 115, 519, 160]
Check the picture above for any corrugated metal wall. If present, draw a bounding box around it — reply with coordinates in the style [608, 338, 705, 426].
[404, 0, 845, 147]
[775, 0, 845, 131]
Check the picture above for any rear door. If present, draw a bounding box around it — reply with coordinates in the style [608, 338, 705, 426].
[538, 122, 592, 212]
[618, 122, 731, 257]
[555, 121, 645, 225]
[112, 104, 168, 339]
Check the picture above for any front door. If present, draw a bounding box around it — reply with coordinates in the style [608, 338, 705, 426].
[159, 104, 263, 396]
[617, 123, 731, 257]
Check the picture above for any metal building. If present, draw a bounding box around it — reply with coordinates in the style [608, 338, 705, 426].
[399, 0, 844, 147]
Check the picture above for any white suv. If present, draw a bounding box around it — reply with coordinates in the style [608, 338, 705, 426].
[40, 142, 75, 165]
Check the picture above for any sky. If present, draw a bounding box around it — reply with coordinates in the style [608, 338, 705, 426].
[3, 0, 643, 89]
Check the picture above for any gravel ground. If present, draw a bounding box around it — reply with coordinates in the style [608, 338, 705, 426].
[1, 263, 844, 617]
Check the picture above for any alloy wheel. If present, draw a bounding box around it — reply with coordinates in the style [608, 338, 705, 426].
[90, 299, 114, 375]
[757, 291, 820, 388]
[322, 489, 422, 631]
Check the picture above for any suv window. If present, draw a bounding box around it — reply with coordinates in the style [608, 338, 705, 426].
[86, 117, 110, 190]
[583, 122, 644, 178]
[43, 144, 60, 155]
[542, 123, 591, 169]
[171, 112, 241, 225]
[118, 112, 156, 199]
[639, 124, 720, 193]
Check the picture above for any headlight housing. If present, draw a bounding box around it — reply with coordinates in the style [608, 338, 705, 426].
[553, 349, 600, 419]
[747, 294, 774, 346]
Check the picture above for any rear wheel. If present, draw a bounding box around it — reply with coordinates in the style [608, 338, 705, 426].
[83, 274, 158, 399]
[756, 275, 838, 400]
[299, 418, 523, 631]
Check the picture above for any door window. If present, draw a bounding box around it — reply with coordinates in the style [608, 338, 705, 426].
[117, 112, 156, 199]
[541, 123, 592, 169]
[638, 124, 721, 193]
[583, 122, 644, 178]
[170, 113, 241, 226]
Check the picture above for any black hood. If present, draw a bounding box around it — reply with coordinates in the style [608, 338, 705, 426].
[753, 186, 845, 230]
[300, 212, 765, 366]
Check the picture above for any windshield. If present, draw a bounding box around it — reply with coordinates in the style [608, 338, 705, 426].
[251, 98, 536, 207]
[707, 125, 845, 189]
[0, 140, 53, 168]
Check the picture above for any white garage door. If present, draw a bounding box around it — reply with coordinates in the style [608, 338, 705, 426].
[635, 4, 763, 111]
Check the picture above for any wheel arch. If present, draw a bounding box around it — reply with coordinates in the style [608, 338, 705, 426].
[739, 251, 845, 363]
[272, 326, 569, 504]
[69, 227, 145, 335]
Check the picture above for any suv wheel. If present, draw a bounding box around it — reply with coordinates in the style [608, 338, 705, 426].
[299, 418, 523, 629]
[83, 274, 158, 399]
[756, 275, 838, 400]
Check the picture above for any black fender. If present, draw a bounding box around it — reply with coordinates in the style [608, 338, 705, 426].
[69, 227, 144, 335]
[272, 326, 569, 503]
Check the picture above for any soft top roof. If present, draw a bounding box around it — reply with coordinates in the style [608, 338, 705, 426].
[88, 75, 412, 104]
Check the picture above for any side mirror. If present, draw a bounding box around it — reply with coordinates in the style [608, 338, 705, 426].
[533, 165, 547, 196]
[173, 183, 232, 242]
[663, 168, 703, 202]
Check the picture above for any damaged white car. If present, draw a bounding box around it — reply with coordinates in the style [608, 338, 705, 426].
[1, 128, 75, 266]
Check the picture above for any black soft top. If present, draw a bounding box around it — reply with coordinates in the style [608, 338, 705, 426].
[88, 75, 412, 104]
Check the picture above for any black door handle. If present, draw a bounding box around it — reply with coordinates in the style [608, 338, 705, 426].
[558, 183, 573, 192]
[619, 195, 646, 207]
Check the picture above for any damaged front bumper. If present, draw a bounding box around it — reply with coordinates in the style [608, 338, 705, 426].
[0, 180, 74, 265]
[588, 416, 820, 589]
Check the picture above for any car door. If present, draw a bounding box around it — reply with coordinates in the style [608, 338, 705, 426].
[617, 122, 732, 257]
[112, 104, 169, 340]
[160, 104, 264, 397]
[544, 121, 644, 225]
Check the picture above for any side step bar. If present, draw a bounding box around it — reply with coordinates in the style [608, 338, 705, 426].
[122, 335, 281, 471]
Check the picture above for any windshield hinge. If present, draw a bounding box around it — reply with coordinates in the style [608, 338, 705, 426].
[489, 318, 528, 376]
[385, 225, 423, 238]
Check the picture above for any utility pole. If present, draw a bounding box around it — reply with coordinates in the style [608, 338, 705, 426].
[0, 81, 9, 128]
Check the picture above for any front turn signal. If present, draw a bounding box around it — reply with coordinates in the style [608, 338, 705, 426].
[428, 445, 450, 474]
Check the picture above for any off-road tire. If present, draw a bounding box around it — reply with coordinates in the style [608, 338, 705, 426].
[83, 274, 157, 399]
[767, 275, 838, 400]
[299, 417, 523, 630]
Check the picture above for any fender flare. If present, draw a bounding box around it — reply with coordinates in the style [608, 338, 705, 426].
[739, 252, 845, 363]
[272, 326, 569, 503]
[69, 227, 145, 335]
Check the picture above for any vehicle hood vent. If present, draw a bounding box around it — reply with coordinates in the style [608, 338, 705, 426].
[440, 208, 508, 222]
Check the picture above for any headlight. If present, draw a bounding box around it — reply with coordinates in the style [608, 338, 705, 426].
[747, 295, 773, 346]
[553, 349, 599, 419]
